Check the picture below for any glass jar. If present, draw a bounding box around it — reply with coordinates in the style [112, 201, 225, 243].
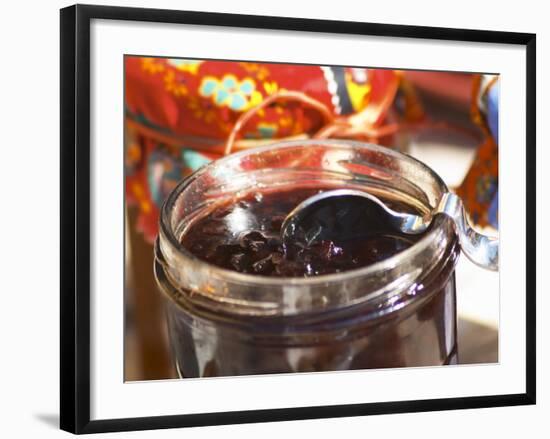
[154, 140, 460, 378]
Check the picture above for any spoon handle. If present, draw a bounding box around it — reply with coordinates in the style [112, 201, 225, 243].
[436, 193, 499, 271]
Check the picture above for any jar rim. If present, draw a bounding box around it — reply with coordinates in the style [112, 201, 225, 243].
[157, 140, 455, 316]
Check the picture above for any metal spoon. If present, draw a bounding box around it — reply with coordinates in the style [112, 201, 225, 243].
[280, 189, 498, 271]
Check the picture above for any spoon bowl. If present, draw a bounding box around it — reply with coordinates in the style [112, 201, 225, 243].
[281, 189, 498, 271]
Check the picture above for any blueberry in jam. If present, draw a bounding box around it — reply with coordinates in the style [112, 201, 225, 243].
[181, 187, 421, 277]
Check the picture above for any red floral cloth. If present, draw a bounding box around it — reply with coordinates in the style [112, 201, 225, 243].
[125, 57, 415, 242]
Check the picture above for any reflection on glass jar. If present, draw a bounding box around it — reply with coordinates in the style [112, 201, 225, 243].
[154, 140, 460, 378]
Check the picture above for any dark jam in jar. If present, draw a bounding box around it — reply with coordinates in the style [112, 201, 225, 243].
[156, 142, 461, 378]
[158, 185, 459, 378]
[181, 187, 421, 277]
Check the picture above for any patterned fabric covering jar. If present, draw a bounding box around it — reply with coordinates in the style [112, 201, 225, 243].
[456, 74, 499, 228]
[125, 57, 421, 242]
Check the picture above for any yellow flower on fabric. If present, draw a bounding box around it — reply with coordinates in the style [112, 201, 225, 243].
[199, 75, 261, 112]
[163, 70, 188, 97]
[263, 81, 279, 95]
[239, 63, 270, 81]
[345, 69, 372, 112]
[141, 57, 165, 74]
[167, 59, 203, 75]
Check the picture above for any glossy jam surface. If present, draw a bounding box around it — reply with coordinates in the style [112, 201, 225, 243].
[181, 187, 421, 277]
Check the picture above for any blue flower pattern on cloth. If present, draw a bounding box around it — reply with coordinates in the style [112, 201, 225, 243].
[487, 81, 499, 144]
[182, 149, 212, 171]
[486, 79, 499, 228]
[199, 75, 260, 111]
[147, 148, 214, 207]
[147, 150, 184, 207]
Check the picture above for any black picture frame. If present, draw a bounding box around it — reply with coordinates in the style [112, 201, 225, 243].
[60, 4, 536, 434]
